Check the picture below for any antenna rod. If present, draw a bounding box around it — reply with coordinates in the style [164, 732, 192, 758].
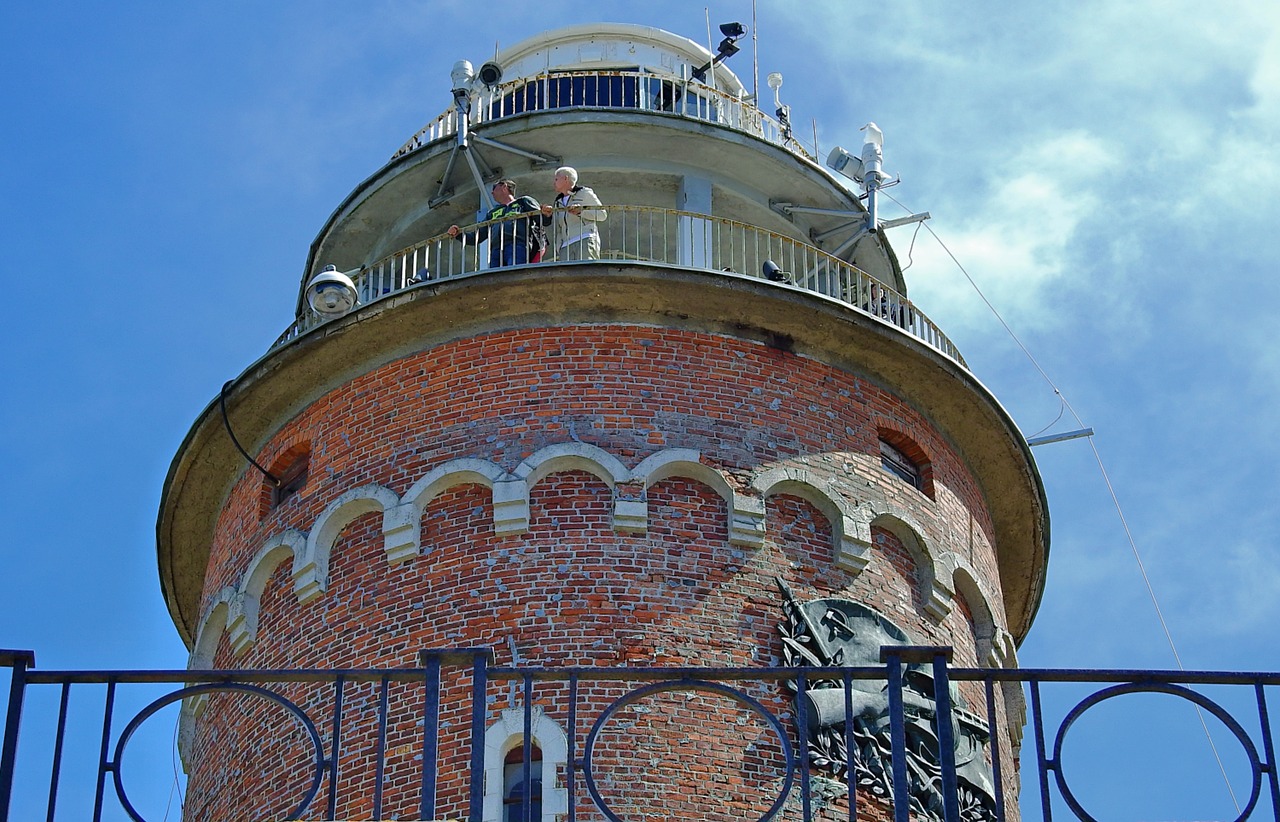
[751, 0, 759, 104]
[704, 8, 715, 92]
[1026, 427, 1095, 447]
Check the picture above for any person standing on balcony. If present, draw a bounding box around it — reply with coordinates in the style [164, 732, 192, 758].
[448, 179, 543, 268]
[540, 166, 606, 261]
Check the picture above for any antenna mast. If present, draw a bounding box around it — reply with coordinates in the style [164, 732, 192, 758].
[752, 0, 759, 104]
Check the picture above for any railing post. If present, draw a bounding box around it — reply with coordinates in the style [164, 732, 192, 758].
[326, 674, 346, 819]
[419, 651, 443, 820]
[796, 673, 812, 820]
[880, 648, 910, 822]
[0, 650, 35, 822]
[521, 674, 533, 822]
[469, 650, 490, 822]
[1029, 678, 1054, 821]
[928, 649, 961, 822]
[982, 678, 1007, 821]
[1254, 683, 1280, 820]
[881, 646, 960, 822]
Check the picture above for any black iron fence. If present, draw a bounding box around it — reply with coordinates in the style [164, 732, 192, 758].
[3, 647, 1278, 821]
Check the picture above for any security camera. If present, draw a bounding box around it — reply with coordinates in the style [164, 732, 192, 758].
[306, 265, 359, 317]
[477, 61, 503, 88]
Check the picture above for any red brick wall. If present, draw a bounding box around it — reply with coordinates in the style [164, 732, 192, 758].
[185, 325, 1014, 820]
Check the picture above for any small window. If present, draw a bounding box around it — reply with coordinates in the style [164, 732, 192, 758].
[265, 445, 310, 511]
[880, 437, 923, 491]
[503, 744, 543, 822]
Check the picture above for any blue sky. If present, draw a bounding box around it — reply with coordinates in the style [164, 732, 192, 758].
[3, 1, 1279, 819]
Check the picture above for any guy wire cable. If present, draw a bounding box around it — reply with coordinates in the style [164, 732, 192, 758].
[880, 189, 1242, 811]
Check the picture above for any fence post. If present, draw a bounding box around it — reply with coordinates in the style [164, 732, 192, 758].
[880, 647, 911, 822]
[928, 649, 960, 822]
[881, 646, 959, 822]
[1, 650, 36, 822]
[469, 650, 490, 822]
[419, 651, 444, 821]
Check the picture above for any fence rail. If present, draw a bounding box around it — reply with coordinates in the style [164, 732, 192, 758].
[278, 206, 965, 368]
[3, 647, 1278, 821]
[392, 69, 810, 162]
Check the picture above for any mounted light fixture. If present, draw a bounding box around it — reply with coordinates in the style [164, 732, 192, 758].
[767, 72, 791, 140]
[450, 59, 475, 147]
[827, 123, 890, 232]
[691, 22, 747, 82]
[827, 145, 866, 184]
[305, 265, 359, 317]
[450, 60, 475, 97]
[762, 260, 791, 282]
[477, 60, 503, 89]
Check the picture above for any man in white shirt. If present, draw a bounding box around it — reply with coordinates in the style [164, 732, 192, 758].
[540, 166, 606, 261]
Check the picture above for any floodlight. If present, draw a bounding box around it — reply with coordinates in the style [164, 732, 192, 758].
[692, 22, 747, 81]
[827, 146, 865, 183]
[762, 260, 791, 282]
[306, 265, 359, 317]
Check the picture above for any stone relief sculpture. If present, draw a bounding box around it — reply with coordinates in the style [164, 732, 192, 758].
[776, 578, 997, 821]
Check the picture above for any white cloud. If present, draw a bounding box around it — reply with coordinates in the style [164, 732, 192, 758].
[896, 131, 1122, 333]
[785, 0, 1280, 345]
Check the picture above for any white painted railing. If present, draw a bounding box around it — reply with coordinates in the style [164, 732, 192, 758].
[277, 207, 965, 367]
[392, 69, 812, 161]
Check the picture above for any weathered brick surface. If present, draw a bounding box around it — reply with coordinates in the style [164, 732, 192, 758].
[185, 325, 1016, 820]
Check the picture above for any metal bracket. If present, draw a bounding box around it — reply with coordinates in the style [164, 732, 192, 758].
[428, 133, 560, 211]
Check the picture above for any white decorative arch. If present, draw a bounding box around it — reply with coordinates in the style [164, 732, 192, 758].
[398, 457, 519, 545]
[482, 706, 569, 822]
[190, 587, 236, 672]
[516, 442, 630, 488]
[632, 450, 763, 548]
[298, 484, 401, 601]
[630, 448, 704, 485]
[227, 529, 306, 656]
[185, 588, 238, 736]
[947, 562, 1011, 667]
[869, 509, 954, 622]
[751, 467, 872, 574]
[634, 451, 730, 499]
[401, 457, 510, 507]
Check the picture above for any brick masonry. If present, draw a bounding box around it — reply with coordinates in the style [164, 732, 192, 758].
[183, 324, 1021, 820]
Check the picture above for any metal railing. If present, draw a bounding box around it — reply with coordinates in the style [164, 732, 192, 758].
[4, 648, 1279, 822]
[392, 69, 811, 162]
[279, 206, 965, 367]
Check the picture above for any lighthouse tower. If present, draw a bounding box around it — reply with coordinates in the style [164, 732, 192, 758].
[157, 22, 1047, 822]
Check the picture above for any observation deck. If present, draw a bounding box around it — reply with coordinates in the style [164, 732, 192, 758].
[275, 207, 963, 366]
[287, 23, 923, 353]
